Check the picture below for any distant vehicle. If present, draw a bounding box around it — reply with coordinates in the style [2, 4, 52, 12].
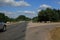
[0, 22, 6, 32]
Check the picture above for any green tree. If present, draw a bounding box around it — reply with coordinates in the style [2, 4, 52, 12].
[16, 15, 31, 21]
[0, 13, 6, 22]
[32, 16, 38, 22]
[16, 15, 26, 21]
[25, 17, 31, 21]
[38, 8, 60, 22]
[56, 9, 60, 20]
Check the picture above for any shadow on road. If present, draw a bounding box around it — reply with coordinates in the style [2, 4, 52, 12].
[0, 30, 3, 33]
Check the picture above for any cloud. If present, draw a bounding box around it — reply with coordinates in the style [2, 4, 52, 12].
[0, 10, 35, 18]
[37, 4, 52, 12]
[0, 11, 17, 18]
[0, 10, 35, 15]
[0, 11, 14, 15]
[0, 0, 31, 6]
[0, 11, 26, 18]
[37, 9, 41, 12]
[40, 4, 52, 9]
[23, 11, 35, 14]
[17, 11, 35, 14]
[57, 2, 60, 4]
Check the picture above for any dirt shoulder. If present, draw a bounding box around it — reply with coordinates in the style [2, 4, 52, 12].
[50, 27, 60, 40]
[27, 22, 60, 28]
[26, 22, 60, 40]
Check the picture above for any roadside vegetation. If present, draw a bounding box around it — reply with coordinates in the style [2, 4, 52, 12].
[0, 13, 31, 23]
[16, 15, 31, 21]
[0, 8, 60, 23]
[32, 8, 60, 22]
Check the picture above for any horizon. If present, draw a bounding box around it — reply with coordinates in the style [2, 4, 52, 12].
[0, 0, 60, 18]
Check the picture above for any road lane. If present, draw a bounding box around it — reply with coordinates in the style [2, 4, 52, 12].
[0, 22, 28, 40]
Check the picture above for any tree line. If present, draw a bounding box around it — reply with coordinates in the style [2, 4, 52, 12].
[32, 8, 60, 22]
[0, 13, 31, 22]
[0, 8, 60, 23]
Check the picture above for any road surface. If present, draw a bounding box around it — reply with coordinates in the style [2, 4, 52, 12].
[0, 22, 60, 40]
[0, 22, 28, 40]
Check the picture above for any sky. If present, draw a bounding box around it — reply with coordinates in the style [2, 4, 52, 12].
[0, 0, 60, 18]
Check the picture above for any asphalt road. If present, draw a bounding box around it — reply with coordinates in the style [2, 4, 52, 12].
[0, 22, 28, 40]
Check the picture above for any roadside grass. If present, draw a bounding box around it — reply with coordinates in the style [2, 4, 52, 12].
[50, 27, 60, 40]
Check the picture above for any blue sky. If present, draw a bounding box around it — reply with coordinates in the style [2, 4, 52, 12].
[0, 0, 60, 18]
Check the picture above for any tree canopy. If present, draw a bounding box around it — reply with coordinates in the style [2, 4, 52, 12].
[38, 8, 60, 22]
[0, 13, 7, 22]
[16, 15, 31, 21]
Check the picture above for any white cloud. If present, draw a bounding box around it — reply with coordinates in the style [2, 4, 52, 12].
[40, 4, 52, 9]
[0, 11, 17, 18]
[0, 10, 35, 15]
[0, 11, 13, 15]
[0, 11, 25, 18]
[57, 2, 60, 4]
[0, 0, 31, 6]
[0, 10, 35, 18]
[24, 11, 35, 14]
[37, 9, 41, 12]
[17, 11, 35, 14]
[37, 4, 52, 12]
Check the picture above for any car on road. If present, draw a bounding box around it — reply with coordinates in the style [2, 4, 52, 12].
[0, 22, 6, 32]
